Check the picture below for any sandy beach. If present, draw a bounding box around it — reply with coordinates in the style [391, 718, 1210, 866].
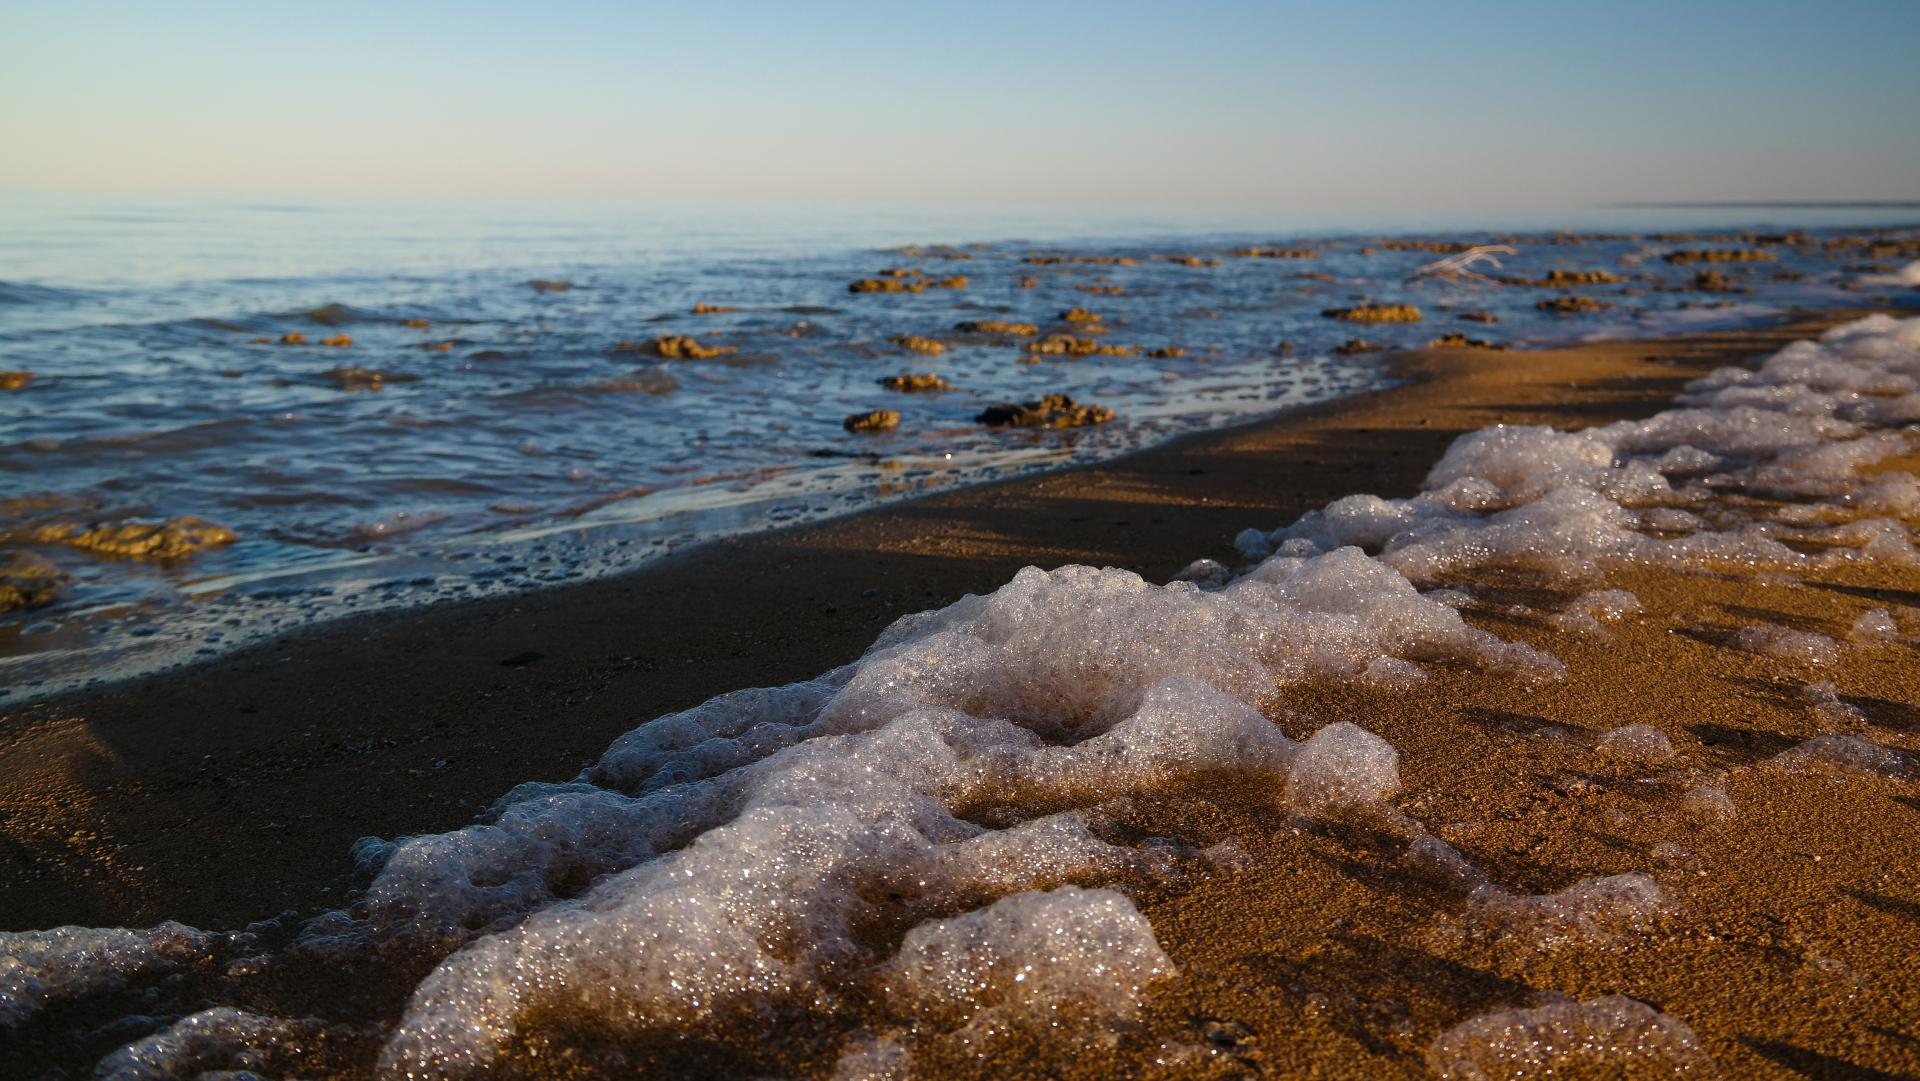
[6, 307, 1918, 1078]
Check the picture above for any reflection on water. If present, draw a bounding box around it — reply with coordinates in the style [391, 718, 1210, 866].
[1, 194, 1915, 700]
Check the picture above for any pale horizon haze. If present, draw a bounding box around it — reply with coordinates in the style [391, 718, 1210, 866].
[3, 0, 1918, 210]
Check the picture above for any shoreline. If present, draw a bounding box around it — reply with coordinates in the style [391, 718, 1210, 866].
[0, 308, 1873, 934]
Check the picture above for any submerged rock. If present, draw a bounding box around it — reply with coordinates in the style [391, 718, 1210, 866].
[1075, 284, 1127, 296]
[1162, 254, 1220, 267]
[278, 332, 307, 345]
[1332, 338, 1383, 355]
[527, 279, 573, 292]
[0, 551, 67, 613]
[1148, 346, 1187, 358]
[1429, 333, 1507, 350]
[320, 334, 352, 348]
[977, 393, 1116, 428]
[1377, 239, 1473, 253]
[1457, 310, 1499, 323]
[1663, 249, 1776, 265]
[1023, 334, 1139, 358]
[1058, 307, 1102, 323]
[849, 275, 967, 294]
[0, 370, 32, 390]
[843, 410, 901, 433]
[1322, 304, 1423, 323]
[690, 302, 737, 315]
[320, 367, 417, 390]
[890, 335, 946, 356]
[615, 335, 735, 360]
[25, 517, 236, 560]
[954, 320, 1039, 336]
[879, 373, 951, 393]
[1686, 270, 1744, 293]
[1228, 246, 1316, 259]
[1535, 268, 1624, 286]
[1537, 295, 1615, 314]
[1022, 254, 1137, 266]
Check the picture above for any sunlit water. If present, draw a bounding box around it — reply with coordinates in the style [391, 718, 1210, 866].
[2, 194, 1915, 700]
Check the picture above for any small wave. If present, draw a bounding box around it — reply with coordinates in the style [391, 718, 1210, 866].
[0, 280, 93, 306]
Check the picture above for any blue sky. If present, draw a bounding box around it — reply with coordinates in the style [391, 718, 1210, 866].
[2, 1, 1916, 207]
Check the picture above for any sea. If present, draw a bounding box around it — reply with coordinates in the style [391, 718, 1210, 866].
[1, 193, 1915, 700]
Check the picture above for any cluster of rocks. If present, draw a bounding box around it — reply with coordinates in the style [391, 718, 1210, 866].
[1429, 333, 1507, 350]
[842, 410, 902, 434]
[1323, 304, 1424, 324]
[1023, 334, 1139, 358]
[320, 367, 417, 390]
[1229, 245, 1317, 259]
[1662, 249, 1776, 265]
[954, 320, 1039, 336]
[976, 393, 1116, 428]
[19, 516, 236, 560]
[890, 335, 946, 356]
[0, 551, 67, 614]
[847, 273, 969, 294]
[1537, 295, 1615, 314]
[614, 335, 736, 360]
[879, 373, 951, 393]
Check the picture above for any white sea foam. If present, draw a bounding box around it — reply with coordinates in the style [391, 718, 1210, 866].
[6, 314, 1917, 1077]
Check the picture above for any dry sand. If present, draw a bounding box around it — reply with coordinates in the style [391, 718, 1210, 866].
[3, 309, 1917, 1078]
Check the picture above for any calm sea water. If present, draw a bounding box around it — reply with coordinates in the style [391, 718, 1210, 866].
[2, 194, 1915, 699]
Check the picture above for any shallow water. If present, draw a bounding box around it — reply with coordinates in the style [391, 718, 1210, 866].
[1, 195, 1915, 699]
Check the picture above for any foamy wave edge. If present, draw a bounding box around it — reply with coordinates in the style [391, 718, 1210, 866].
[7, 314, 1919, 1079]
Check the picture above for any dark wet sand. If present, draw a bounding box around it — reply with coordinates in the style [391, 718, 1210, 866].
[4, 309, 1917, 1079]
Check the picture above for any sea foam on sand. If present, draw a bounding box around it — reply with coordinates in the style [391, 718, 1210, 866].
[6, 315, 1919, 1078]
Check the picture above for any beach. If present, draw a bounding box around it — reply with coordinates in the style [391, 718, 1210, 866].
[6, 307, 1918, 1078]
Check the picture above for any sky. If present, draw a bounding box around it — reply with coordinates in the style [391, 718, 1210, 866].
[2, 0, 1917, 209]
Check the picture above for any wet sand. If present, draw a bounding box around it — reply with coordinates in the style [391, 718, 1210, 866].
[4, 309, 1918, 1078]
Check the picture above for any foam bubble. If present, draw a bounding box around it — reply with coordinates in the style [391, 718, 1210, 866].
[1850, 608, 1899, 642]
[1681, 785, 1736, 824]
[874, 887, 1173, 1043]
[1771, 734, 1907, 778]
[1428, 995, 1711, 1079]
[1596, 724, 1677, 765]
[1731, 625, 1842, 667]
[0, 923, 226, 1029]
[1284, 722, 1402, 820]
[1465, 873, 1671, 950]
